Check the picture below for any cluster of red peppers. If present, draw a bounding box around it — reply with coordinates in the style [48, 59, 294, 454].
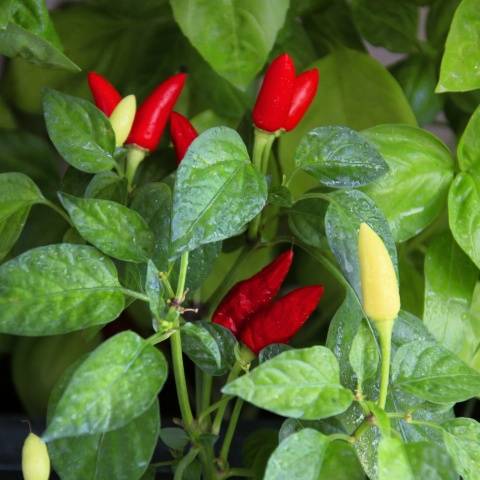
[213, 251, 324, 354]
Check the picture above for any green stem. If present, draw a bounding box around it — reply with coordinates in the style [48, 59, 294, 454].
[200, 373, 212, 422]
[377, 322, 393, 409]
[174, 448, 199, 480]
[328, 433, 354, 443]
[220, 398, 244, 463]
[198, 396, 230, 424]
[125, 146, 147, 188]
[160, 272, 176, 298]
[43, 200, 74, 227]
[147, 329, 176, 345]
[223, 468, 255, 479]
[354, 419, 372, 440]
[199, 448, 216, 480]
[176, 252, 189, 299]
[120, 288, 150, 303]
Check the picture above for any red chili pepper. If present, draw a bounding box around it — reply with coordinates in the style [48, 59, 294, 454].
[252, 53, 319, 133]
[213, 250, 294, 335]
[170, 111, 198, 163]
[87, 72, 121, 116]
[239, 285, 324, 353]
[127, 73, 187, 152]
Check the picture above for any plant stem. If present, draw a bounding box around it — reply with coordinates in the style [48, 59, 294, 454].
[200, 373, 212, 422]
[174, 448, 199, 480]
[377, 322, 393, 409]
[223, 468, 255, 479]
[43, 200, 74, 227]
[120, 288, 150, 303]
[125, 146, 146, 188]
[220, 398, 244, 463]
[328, 433, 354, 443]
[198, 396, 230, 423]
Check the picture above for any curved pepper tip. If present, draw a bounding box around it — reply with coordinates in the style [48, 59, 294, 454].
[170, 111, 198, 163]
[87, 71, 122, 116]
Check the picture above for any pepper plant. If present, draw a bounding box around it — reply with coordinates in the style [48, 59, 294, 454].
[3, 0, 480, 479]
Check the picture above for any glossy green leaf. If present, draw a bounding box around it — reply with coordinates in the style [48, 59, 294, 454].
[392, 340, 480, 403]
[427, 0, 461, 48]
[264, 429, 328, 480]
[349, 320, 379, 387]
[159, 427, 189, 451]
[47, 356, 159, 480]
[145, 260, 166, 322]
[181, 321, 237, 376]
[0, 244, 124, 335]
[44, 331, 167, 440]
[60, 193, 154, 263]
[171, 127, 267, 255]
[424, 232, 478, 360]
[242, 429, 278, 479]
[324, 189, 397, 298]
[442, 417, 480, 479]
[457, 103, 480, 171]
[170, 0, 289, 88]
[378, 437, 457, 480]
[362, 124, 454, 242]
[223, 347, 353, 420]
[259, 344, 292, 364]
[288, 196, 327, 248]
[351, 0, 418, 52]
[398, 251, 424, 318]
[448, 172, 480, 268]
[0, 207, 30, 261]
[43, 89, 116, 173]
[84, 172, 128, 204]
[295, 126, 388, 188]
[437, 0, 480, 92]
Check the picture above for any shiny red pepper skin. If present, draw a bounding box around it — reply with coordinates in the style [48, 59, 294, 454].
[252, 54, 296, 132]
[284, 69, 319, 131]
[170, 111, 198, 163]
[239, 285, 324, 353]
[87, 72, 122, 116]
[213, 250, 294, 335]
[127, 73, 187, 151]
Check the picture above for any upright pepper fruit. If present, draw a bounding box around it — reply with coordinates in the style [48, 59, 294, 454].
[252, 53, 319, 133]
[22, 433, 50, 480]
[109, 95, 137, 147]
[213, 251, 324, 353]
[87, 72, 121, 116]
[170, 111, 198, 163]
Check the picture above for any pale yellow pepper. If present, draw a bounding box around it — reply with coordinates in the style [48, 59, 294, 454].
[22, 433, 50, 480]
[109, 94, 136, 147]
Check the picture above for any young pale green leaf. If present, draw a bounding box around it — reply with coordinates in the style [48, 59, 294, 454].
[392, 340, 480, 403]
[264, 429, 329, 480]
[378, 437, 457, 480]
[442, 417, 480, 479]
[60, 193, 154, 263]
[362, 124, 454, 242]
[457, 103, 480, 171]
[324, 189, 397, 298]
[47, 357, 160, 480]
[145, 261, 166, 321]
[437, 0, 480, 92]
[170, 0, 289, 89]
[181, 321, 237, 376]
[171, 127, 267, 255]
[44, 331, 167, 441]
[0, 244, 124, 335]
[424, 232, 478, 361]
[223, 347, 354, 419]
[448, 172, 480, 269]
[43, 89, 116, 173]
[84, 172, 128, 204]
[295, 126, 388, 188]
[349, 320, 379, 387]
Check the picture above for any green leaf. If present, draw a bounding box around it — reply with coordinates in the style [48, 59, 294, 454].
[288, 196, 327, 248]
[264, 429, 329, 480]
[159, 427, 189, 451]
[259, 344, 292, 364]
[324, 189, 397, 298]
[223, 346, 354, 420]
[84, 172, 128, 204]
[44, 331, 167, 440]
[351, 0, 418, 52]
[0, 244, 124, 335]
[362, 124, 454, 242]
[424, 232, 478, 361]
[171, 127, 267, 255]
[437, 0, 480, 92]
[349, 320, 379, 387]
[279, 48, 416, 196]
[47, 356, 160, 480]
[392, 340, 480, 403]
[442, 417, 480, 479]
[294, 126, 388, 188]
[60, 193, 154, 263]
[145, 260, 166, 322]
[181, 321, 237, 376]
[170, 0, 289, 88]
[378, 437, 457, 480]
[242, 429, 278, 479]
[448, 172, 480, 269]
[43, 89, 116, 173]
[0, 207, 30, 262]
[398, 250, 424, 318]
[457, 103, 480, 171]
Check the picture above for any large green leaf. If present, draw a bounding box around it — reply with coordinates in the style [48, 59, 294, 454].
[424, 232, 478, 361]
[43, 89, 116, 173]
[294, 126, 388, 188]
[60, 193, 154, 263]
[437, 0, 480, 92]
[84, 172, 128, 204]
[279, 48, 416, 196]
[242, 429, 278, 479]
[44, 331, 167, 440]
[362, 124, 454, 242]
[448, 172, 480, 268]
[457, 103, 480, 171]
[264, 429, 329, 480]
[0, 244, 124, 335]
[349, 320, 379, 388]
[0, 207, 30, 262]
[170, 0, 289, 88]
[223, 347, 353, 420]
[392, 340, 480, 403]
[171, 127, 267, 255]
[288, 196, 327, 248]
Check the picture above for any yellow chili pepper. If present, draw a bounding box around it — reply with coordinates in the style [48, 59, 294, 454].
[22, 433, 50, 480]
[109, 94, 136, 147]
